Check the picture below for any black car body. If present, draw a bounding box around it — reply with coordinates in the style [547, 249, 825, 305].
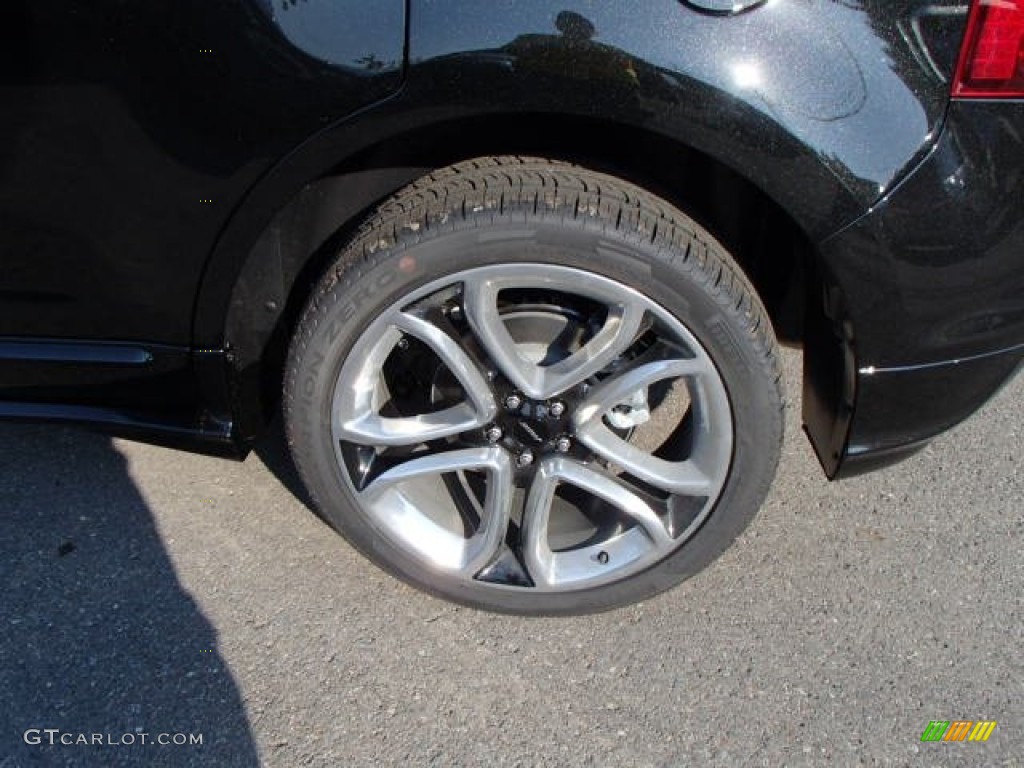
[1, 1, 1021, 611]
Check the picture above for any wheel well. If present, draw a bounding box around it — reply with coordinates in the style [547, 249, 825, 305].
[337, 113, 810, 342]
[226, 113, 811, 439]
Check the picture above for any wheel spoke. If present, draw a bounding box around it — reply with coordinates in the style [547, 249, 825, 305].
[361, 446, 514, 576]
[334, 311, 497, 447]
[462, 273, 646, 400]
[394, 312, 496, 417]
[574, 358, 709, 425]
[576, 428, 712, 495]
[336, 404, 484, 446]
[573, 358, 716, 495]
[522, 457, 673, 589]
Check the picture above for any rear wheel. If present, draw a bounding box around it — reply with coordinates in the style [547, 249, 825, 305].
[285, 157, 782, 614]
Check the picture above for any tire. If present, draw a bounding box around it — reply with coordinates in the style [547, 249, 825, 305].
[284, 156, 783, 615]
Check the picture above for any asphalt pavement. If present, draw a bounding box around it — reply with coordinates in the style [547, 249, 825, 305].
[1, 349, 1020, 767]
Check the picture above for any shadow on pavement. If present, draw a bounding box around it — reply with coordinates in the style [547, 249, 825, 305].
[0, 424, 259, 767]
[251, 415, 315, 514]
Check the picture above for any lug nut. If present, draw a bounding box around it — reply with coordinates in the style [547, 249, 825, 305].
[485, 426, 503, 443]
[504, 394, 523, 410]
[449, 304, 463, 320]
[555, 437, 572, 453]
[516, 450, 535, 468]
[549, 401, 566, 418]
[396, 336, 410, 351]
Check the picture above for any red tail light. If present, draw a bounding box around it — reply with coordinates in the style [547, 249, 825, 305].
[953, 0, 1024, 98]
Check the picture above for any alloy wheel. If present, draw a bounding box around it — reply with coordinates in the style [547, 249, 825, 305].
[330, 264, 734, 593]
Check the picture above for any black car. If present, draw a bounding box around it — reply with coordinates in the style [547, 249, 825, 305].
[2, 0, 1021, 613]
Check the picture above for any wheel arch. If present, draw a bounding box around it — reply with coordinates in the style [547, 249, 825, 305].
[196, 110, 849, 453]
